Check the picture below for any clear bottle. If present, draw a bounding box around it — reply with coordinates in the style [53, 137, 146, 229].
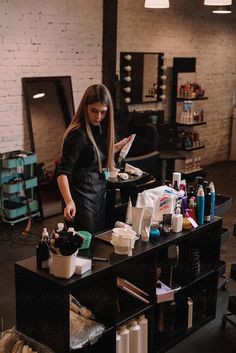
[172, 206, 183, 233]
[119, 325, 130, 353]
[129, 320, 141, 353]
[137, 314, 148, 353]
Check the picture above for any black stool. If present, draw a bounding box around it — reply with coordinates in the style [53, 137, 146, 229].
[222, 295, 236, 328]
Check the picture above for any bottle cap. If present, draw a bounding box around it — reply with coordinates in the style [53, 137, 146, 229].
[68, 227, 75, 233]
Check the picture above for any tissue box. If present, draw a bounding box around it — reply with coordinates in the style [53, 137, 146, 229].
[75, 257, 92, 275]
[156, 281, 174, 304]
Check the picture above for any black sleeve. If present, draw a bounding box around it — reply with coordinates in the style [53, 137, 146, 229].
[56, 129, 87, 177]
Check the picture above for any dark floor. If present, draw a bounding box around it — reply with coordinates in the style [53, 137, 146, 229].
[0, 160, 236, 352]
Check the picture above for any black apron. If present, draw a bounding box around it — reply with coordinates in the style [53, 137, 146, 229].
[57, 125, 107, 234]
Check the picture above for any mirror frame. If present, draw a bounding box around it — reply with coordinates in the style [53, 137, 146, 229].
[22, 76, 75, 218]
[120, 52, 165, 105]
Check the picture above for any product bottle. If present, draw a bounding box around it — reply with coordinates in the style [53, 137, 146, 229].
[129, 320, 141, 353]
[188, 197, 197, 222]
[126, 197, 133, 225]
[56, 222, 64, 235]
[197, 185, 205, 225]
[172, 206, 183, 233]
[116, 332, 121, 353]
[41, 228, 51, 269]
[204, 186, 211, 222]
[195, 176, 203, 193]
[137, 315, 148, 353]
[209, 182, 216, 220]
[187, 185, 195, 199]
[119, 325, 130, 353]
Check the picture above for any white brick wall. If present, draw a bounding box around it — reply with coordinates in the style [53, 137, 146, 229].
[0, 0, 103, 155]
[117, 0, 236, 165]
[0, 0, 236, 167]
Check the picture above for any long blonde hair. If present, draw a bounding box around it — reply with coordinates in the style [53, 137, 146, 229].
[62, 84, 115, 172]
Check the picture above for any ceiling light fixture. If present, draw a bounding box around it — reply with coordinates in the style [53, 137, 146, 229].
[204, 0, 232, 5]
[212, 5, 232, 12]
[144, 0, 170, 9]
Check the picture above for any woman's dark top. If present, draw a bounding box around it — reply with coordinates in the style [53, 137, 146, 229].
[57, 125, 107, 234]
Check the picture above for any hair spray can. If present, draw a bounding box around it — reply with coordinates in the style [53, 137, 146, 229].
[197, 185, 205, 225]
[209, 182, 215, 220]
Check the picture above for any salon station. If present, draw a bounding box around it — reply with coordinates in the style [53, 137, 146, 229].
[0, 1, 236, 353]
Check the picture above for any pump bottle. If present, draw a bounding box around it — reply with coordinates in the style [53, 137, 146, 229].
[137, 314, 148, 353]
[119, 325, 130, 353]
[129, 320, 141, 353]
[172, 206, 183, 233]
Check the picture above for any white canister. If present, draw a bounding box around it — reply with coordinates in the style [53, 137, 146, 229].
[137, 314, 148, 353]
[129, 320, 141, 353]
[119, 325, 130, 353]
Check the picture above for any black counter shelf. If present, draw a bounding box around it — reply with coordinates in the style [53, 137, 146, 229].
[15, 217, 224, 353]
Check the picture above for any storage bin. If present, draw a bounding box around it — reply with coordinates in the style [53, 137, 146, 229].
[3, 177, 37, 193]
[1, 150, 37, 168]
[3, 198, 38, 219]
[50, 250, 78, 279]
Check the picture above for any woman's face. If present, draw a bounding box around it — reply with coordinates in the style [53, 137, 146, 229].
[87, 102, 108, 126]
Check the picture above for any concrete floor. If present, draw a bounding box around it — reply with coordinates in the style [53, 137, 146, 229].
[0, 160, 236, 351]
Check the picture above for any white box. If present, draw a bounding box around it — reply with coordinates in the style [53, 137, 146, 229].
[75, 257, 92, 275]
[156, 281, 174, 304]
[50, 250, 78, 279]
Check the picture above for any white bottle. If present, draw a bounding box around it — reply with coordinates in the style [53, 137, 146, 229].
[129, 320, 141, 353]
[172, 206, 183, 233]
[137, 314, 148, 353]
[42, 227, 49, 240]
[116, 332, 121, 353]
[119, 324, 130, 353]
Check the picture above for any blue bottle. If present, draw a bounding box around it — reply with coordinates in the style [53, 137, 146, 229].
[209, 182, 216, 220]
[197, 185, 205, 225]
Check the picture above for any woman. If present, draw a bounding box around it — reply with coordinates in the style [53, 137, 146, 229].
[57, 84, 130, 234]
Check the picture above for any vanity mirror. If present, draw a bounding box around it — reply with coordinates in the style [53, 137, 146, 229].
[22, 76, 75, 218]
[120, 52, 166, 105]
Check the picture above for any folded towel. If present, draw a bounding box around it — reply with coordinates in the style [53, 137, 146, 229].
[125, 163, 143, 176]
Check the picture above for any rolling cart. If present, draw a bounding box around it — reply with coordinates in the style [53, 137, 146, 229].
[0, 150, 40, 226]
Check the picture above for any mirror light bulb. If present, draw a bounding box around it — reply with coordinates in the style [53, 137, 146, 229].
[125, 97, 131, 104]
[161, 75, 167, 80]
[160, 94, 166, 100]
[124, 54, 132, 61]
[124, 65, 132, 72]
[160, 85, 166, 90]
[124, 87, 132, 93]
[124, 76, 132, 82]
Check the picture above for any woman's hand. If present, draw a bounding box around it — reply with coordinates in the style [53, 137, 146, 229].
[64, 201, 76, 222]
[114, 135, 132, 153]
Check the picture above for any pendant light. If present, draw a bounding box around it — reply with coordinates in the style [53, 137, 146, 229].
[212, 5, 232, 12]
[204, 0, 232, 5]
[144, 0, 170, 9]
